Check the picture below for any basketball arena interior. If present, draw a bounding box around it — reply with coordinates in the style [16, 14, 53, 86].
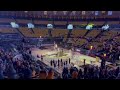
[0, 11, 120, 79]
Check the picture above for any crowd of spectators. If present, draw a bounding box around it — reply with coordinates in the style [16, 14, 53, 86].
[0, 36, 119, 79]
[0, 43, 58, 79]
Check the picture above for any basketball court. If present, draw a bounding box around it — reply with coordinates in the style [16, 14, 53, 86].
[31, 44, 111, 73]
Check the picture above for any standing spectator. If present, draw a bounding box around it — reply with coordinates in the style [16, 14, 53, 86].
[64, 62, 66, 67]
[54, 62, 56, 69]
[61, 61, 63, 67]
[83, 59, 86, 66]
[61, 59, 62, 63]
[66, 60, 68, 65]
[58, 61, 60, 68]
[41, 55, 43, 61]
[58, 59, 59, 64]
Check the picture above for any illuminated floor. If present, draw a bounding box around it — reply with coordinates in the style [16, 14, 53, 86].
[31, 46, 110, 73]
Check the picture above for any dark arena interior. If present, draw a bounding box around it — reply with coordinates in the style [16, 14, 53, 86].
[0, 11, 120, 79]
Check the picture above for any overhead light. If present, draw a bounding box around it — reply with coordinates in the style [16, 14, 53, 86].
[11, 22, 19, 28]
[47, 24, 53, 29]
[28, 23, 34, 28]
[67, 24, 73, 30]
[86, 23, 94, 30]
[102, 24, 109, 30]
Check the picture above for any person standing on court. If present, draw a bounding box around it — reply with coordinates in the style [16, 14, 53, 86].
[83, 59, 86, 66]
[50, 60, 52, 66]
[69, 58, 71, 64]
[41, 55, 43, 61]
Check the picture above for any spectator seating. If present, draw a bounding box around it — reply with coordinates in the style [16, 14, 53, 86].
[85, 30, 101, 38]
[71, 29, 87, 37]
[85, 41, 103, 49]
[63, 34, 68, 42]
[19, 27, 35, 37]
[19, 27, 49, 38]
[101, 30, 119, 40]
[67, 38, 87, 47]
[33, 28, 49, 38]
[51, 29, 68, 37]
[75, 38, 87, 46]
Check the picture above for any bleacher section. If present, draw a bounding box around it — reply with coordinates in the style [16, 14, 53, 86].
[71, 29, 87, 37]
[67, 37, 87, 47]
[100, 30, 119, 41]
[51, 29, 68, 38]
[84, 30, 120, 50]
[85, 30, 101, 38]
[19, 27, 49, 38]
[75, 38, 87, 46]
[19, 27, 34, 37]
[33, 28, 49, 38]
[85, 42, 103, 49]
